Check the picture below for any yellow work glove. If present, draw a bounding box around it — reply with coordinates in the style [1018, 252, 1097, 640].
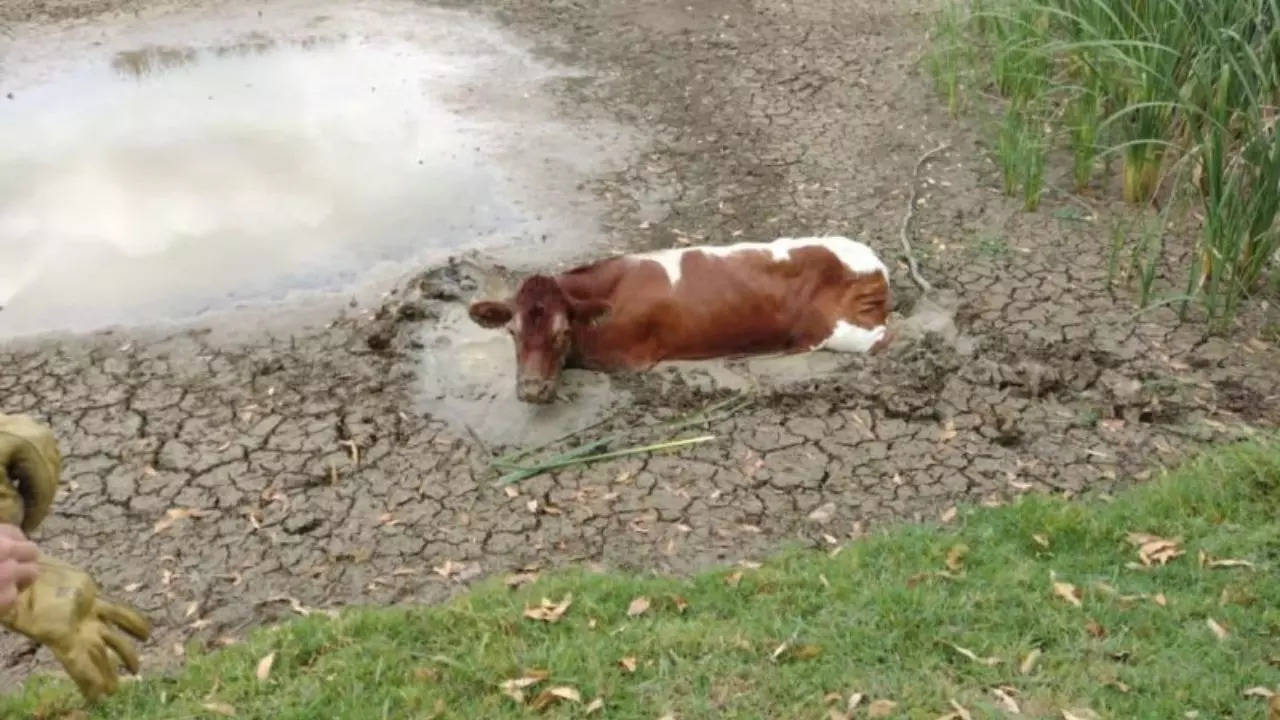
[0, 413, 60, 533]
[1, 555, 150, 700]
[0, 412, 151, 701]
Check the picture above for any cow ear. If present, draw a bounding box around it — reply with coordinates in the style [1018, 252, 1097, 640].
[468, 300, 514, 328]
[571, 299, 611, 326]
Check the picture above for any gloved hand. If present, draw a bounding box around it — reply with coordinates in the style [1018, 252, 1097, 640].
[0, 413, 60, 533]
[0, 412, 151, 701]
[0, 555, 150, 701]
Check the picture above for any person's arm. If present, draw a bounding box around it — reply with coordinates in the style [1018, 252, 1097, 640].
[0, 524, 39, 613]
[2, 413, 150, 701]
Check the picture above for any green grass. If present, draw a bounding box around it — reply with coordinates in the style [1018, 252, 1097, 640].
[925, 0, 1280, 329]
[6, 439, 1280, 719]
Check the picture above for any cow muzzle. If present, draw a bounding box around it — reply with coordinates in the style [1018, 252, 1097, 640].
[516, 376, 557, 404]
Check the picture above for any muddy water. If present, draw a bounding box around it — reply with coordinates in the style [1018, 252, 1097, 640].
[0, 1, 638, 338]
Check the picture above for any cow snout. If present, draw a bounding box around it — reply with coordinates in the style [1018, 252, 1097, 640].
[516, 377, 556, 404]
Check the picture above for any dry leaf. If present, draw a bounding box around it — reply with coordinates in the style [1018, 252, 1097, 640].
[940, 506, 958, 523]
[947, 642, 1001, 666]
[548, 686, 581, 702]
[433, 560, 465, 579]
[1153, 593, 1168, 606]
[656, 714, 676, 720]
[504, 572, 539, 589]
[413, 667, 439, 682]
[255, 652, 275, 681]
[1019, 648, 1042, 675]
[1061, 709, 1100, 720]
[829, 711, 851, 720]
[1269, 695, 1280, 720]
[868, 699, 898, 718]
[991, 686, 1021, 713]
[1085, 619, 1107, 638]
[154, 507, 203, 534]
[201, 702, 236, 717]
[1032, 534, 1050, 548]
[808, 502, 836, 524]
[1105, 679, 1130, 693]
[1053, 581, 1083, 607]
[949, 699, 973, 720]
[939, 421, 958, 442]
[848, 692, 865, 711]
[523, 594, 572, 623]
[1207, 617, 1229, 640]
[669, 595, 689, 613]
[619, 657, 637, 673]
[586, 697, 604, 714]
[627, 596, 651, 617]
[945, 544, 967, 572]
[725, 571, 744, 587]
[1208, 558, 1256, 570]
[1126, 532, 1183, 566]
[500, 671, 548, 703]
[1243, 687, 1276, 698]
[790, 644, 822, 660]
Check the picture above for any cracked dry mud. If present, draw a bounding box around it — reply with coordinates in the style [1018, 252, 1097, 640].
[4, 0, 1279, 690]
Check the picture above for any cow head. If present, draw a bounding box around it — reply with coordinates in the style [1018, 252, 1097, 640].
[468, 275, 609, 403]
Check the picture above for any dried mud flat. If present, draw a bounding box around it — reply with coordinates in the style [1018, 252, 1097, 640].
[3, 0, 1279, 689]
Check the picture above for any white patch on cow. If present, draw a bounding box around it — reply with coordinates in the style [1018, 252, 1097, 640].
[815, 320, 886, 353]
[633, 235, 888, 288]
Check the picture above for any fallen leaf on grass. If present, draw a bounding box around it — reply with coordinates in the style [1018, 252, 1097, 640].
[725, 571, 744, 587]
[669, 595, 689, 613]
[948, 699, 973, 720]
[618, 657, 637, 673]
[413, 667, 439, 682]
[848, 692, 865, 712]
[1032, 534, 1050, 548]
[1061, 709, 1100, 720]
[500, 671, 549, 703]
[1126, 533, 1183, 566]
[940, 506, 958, 523]
[1207, 617, 1230, 640]
[627, 596, 651, 617]
[991, 686, 1021, 713]
[1270, 695, 1280, 720]
[523, 594, 572, 623]
[946, 642, 1001, 666]
[868, 699, 898, 718]
[945, 544, 967, 572]
[255, 652, 275, 681]
[1105, 679, 1130, 693]
[865, 696, 896, 712]
[1053, 581, 1083, 607]
[1085, 619, 1107, 638]
[1153, 593, 1167, 606]
[1207, 557, 1257, 570]
[1019, 648, 1042, 675]
[586, 697, 605, 714]
[1243, 687, 1275, 698]
[201, 702, 236, 717]
[788, 644, 822, 660]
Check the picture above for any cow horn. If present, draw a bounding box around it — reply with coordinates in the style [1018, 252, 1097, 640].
[0, 414, 62, 534]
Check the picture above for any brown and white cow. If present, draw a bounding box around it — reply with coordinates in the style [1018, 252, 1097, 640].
[468, 235, 892, 403]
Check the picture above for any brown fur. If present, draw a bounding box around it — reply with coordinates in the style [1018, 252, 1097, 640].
[469, 242, 890, 402]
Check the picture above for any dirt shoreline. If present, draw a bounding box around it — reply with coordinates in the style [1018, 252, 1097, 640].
[4, 0, 1278, 692]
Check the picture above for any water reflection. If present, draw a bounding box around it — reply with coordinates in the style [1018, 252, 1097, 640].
[0, 17, 601, 338]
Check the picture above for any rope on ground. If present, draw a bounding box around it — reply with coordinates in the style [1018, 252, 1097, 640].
[898, 142, 951, 295]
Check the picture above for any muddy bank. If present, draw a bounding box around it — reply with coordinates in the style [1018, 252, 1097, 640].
[3, 0, 1279, 693]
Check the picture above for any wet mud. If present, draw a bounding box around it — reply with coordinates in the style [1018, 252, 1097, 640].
[3, 0, 1279, 691]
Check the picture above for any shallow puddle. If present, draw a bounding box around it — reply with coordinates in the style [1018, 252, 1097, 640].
[0, 1, 636, 338]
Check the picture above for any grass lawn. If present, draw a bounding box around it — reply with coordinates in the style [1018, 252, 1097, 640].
[6, 439, 1280, 719]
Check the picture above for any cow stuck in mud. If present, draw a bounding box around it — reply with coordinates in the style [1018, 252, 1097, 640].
[467, 236, 893, 403]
